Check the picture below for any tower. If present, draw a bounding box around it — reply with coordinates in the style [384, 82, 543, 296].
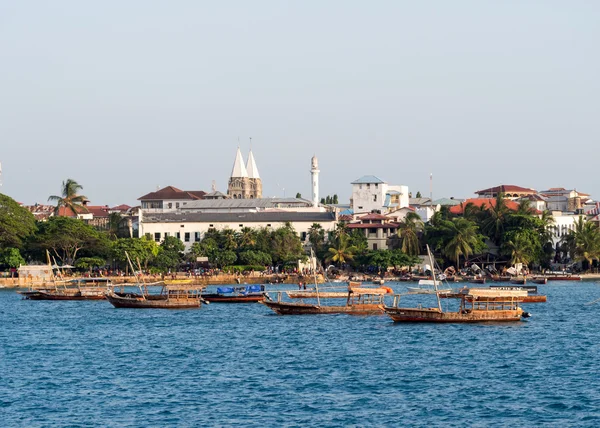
[246, 149, 262, 199]
[227, 147, 262, 199]
[311, 155, 319, 207]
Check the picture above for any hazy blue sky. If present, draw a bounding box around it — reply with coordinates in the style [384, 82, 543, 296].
[1, 1, 598, 206]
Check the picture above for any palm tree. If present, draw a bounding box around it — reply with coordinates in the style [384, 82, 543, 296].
[397, 212, 422, 256]
[237, 227, 257, 250]
[442, 218, 481, 268]
[572, 217, 600, 269]
[107, 212, 123, 239]
[326, 233, 357, 266]
[48, 179, 88, 215]
[504, 233, 536, 265]
[307, 223, 325, 250]
[481, 193, 510, 245]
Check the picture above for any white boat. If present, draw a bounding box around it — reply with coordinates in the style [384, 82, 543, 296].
[407, 279, 451, 295]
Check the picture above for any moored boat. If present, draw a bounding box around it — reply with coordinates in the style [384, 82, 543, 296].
[468, 277, 486, 284]
[202, 285, 266, 303]
[510, 277, 527, 285]
[106, 283, 204, 308]
[261, 286, 388, 315]
[531, 277, 548, 285]
[18, 278, 113, 301]
[383, 246, 530, 323]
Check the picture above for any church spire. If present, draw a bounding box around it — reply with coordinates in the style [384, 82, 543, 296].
[230, 147, 248, 178]
[246, 150, 260, 179]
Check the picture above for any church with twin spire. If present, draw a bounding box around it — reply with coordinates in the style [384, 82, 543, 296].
[227, 148, 262, 199]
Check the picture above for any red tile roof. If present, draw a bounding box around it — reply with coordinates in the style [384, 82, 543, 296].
[110, 204, 131, 211]
[56, 205, 110, 218]
[475, 185, 537, 195]
[449, 198, 522, 215]
[138, 186, 206, 201]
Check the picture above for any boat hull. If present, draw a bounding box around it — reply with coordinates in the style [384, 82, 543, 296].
[18, 290, 106, 300]
[260, 300, 384, 315]
[383, 307, 524, 323]
[201, 294, 265, 303]
[105, 292, 201, 309]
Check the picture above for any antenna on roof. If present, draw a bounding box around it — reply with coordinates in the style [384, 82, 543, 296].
[249, 137, 252, 150]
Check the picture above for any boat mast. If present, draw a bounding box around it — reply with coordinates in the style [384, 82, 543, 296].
[311, 248, 321, 306]
[427, 245, 443, 312]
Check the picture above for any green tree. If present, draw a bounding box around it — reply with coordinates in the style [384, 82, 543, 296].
[308, 223, 325, 251]
[416, 191, 422, 198]
[296, 192, 302, 199]
[0, 193, 37, 248]
[48, 178, 88, 215]
[332, 194, 339, 204]
[502, 229, 539, 266]
[572, 217, 600, 269]
[0, 248, 25, 268]
[439, 218, 484, 268]
[481, 193, 511, 245]
[238, 250, 272, 266]
[326, 233, 357, 266]
[237, 227, 257, 250]
[111, 236, 159, 269]
[397, 212, 422, 256]
[75, 257, 106, 271]
[153, 236, 185, 272]
[270, 224, 305, 266]
[33, 217, 107, 265]
[106, 212, 123, 240]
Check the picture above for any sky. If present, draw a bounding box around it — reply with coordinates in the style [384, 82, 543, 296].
[1, 1, 599, 207]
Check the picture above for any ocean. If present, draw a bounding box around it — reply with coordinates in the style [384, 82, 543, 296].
[1, 282, 599, 427]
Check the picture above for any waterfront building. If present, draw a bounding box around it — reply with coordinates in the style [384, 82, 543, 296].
[141, 211, 336, 251]
[346, 213, 399, 250]
[350, 175, 409, 215]
[475, 184, 537, 199]
[138, 186, 206, 212]
[539, 188, 591, 212]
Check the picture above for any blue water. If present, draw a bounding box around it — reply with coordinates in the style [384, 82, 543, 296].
[1, 282, 599, 427]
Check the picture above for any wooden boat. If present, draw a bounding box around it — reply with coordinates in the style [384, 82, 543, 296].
[106, 283, 204, 308]
[383, 246, 530, 323]
[531, 277, 548, 285]
[443, 287, 546, 303]
[510, 277, 527, 285]
[105, 251, 204, 309]
[18, 278, 113, 301]
[468, 277, 486, 284]
[261, 286, 388, 315]
[491, 276, 512, 282]
[202, 285, 266, 303]
[546, 275, 582, 281]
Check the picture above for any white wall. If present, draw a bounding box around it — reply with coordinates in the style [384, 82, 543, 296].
[351, 182, 387, 213]
[142, 219, 336, 251]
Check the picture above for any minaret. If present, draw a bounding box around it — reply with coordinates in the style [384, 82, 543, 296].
[311, 155, 320, 207]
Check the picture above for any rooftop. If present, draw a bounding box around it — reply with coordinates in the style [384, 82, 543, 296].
[143, 211, 336, 223]
[138, 186, 206, 201]
[475, 185, 537, 195]
[351, 175, 386, 185]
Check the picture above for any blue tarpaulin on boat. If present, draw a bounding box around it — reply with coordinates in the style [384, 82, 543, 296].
[245, 285, 263, 293]
[217, 287, 235, 294]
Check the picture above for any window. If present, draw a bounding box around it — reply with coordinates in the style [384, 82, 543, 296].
[239, 224, 243, 227]
[168, 203, 172, 209]
[154, 232, 161, 242]
[165, 232, 170, 237]
[358, 206, 363, 210]
[194, 232, 201, 242]
[375, 183, 378, 188]
[142, 201, 163, 209]
[184, 232, 190, 242]
[302, 232, 307, 241]
[369, 228, 377, 234]
[267, 224, 272, 227]
[373, 195, 377, 202]
[176, 232, 181, 240]
[373, 243, 378, 250]
[209, 224, 214, 227]
[176, 202, 180, 208]
[367, 184, 370, 189]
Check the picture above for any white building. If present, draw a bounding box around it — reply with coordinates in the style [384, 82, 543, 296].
[142, 211, 337, 251]
[350, 175, 409, 215]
